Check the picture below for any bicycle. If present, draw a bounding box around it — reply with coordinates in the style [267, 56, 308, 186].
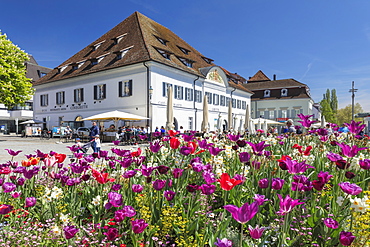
[40, 130, 51, 140]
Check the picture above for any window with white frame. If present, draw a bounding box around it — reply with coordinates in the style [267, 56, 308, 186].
[56, 91, 65, 105]
[226, 97, 231, 107]
[185, 88, 193, 101]
[282, 110, 287, 118]
[155, 48, 171, 60]
[162, 82, 172, 97]
[174, 85, 184, 100]
[205, 92, 212, 104]
[94, 84, 106, 100]
[281, 88, 288, 97]
[40, 94, 48, 106]
[188, 117, 193, 130]
[237, 100, 241, 109]
[220, 95, 226, 106]
[264, 90, 270, 97]
[242, 101, 246, 109]
[232, 99, 236, 108]
[269, 110, 275, 119]
[116, 46, 132, 60]
[119, 80, 132, 97]
[195, 90, 202, 103]
[74, 88, 84, 102]
[213, 94, 219, 105]
[177, 57, 194, 68]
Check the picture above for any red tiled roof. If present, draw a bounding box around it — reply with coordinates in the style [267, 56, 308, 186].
[247, 70, 270, 82]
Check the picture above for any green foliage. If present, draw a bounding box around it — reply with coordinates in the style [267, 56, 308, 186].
[0, 32, 34, 107]
[336, 103, 363, 125]
[330, 89, 338, 112]
[321, 88, 338, 124]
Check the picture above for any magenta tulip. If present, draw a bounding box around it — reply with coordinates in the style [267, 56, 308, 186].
[276, 194, 304, 215]
[63, 225, 79, 239]
[224, 201, 259, 224]
[25, 197, 37, 207]
[339, 231, 356, 246]
[131, 219, 148, 234]
[339, 182, 362, 195]
[248, 225, 266, 239]
[323, 218, 339, 229]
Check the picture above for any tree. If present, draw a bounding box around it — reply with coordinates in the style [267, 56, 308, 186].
[330, 89, 338, 112]
[0, 32, 34, 108]
[336, 103, 363, 125]
[320, 98, 336, 123]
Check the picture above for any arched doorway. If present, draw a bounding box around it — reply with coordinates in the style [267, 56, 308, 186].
[223, 120, 228, 132]
[173, 117, 179, 131]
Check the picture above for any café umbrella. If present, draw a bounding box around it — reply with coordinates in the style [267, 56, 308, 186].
[165, 86, 174, 131]
[201, 94, 209, 132]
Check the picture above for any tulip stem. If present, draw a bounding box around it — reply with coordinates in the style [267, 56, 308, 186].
[240, 223, 243, 247]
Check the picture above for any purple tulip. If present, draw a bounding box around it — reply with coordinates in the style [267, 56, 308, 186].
[11, 191, 21, 198]
[199, 184, 216, 195]
[105, 192, 123, 209]
[339, 231, 356, 246]
[179, 146, 192, 156]
[291, 175, 313, 192]
[297, 113, 317, 128]
[2, 182, 16, 193]
[0, 204, 13, 214]
[345, 120, 366, 135]
[253, 194, 268, 206]
[25, 197, 37, 207]
[182, 134, 194, 142]
[248, 225, 266, 239]
[247, 141, 270, 156]
[339, 182, 362, 195]
[132, 184, 144, 193]
[239, 152, 251, 163]
[112, 140, 120, 145]
[164, 190, 176, 201]
[236, 139, 246, 147]
[337, 142, 367, 158]
[317, 171, 333, 183]
[157, 165, 170, 175]
[208, 146, 225, 156]
[317, 128, 328, 136]
[186, 184, 199, 193]
[214, 238, 233, 247]
[111, 184, 122, 191]
[359, 159, 370, 170]
[5, 149, 22, 156]
[104, 227, 118, 241]
[203, 171, 216, 184]
[149, 141, 162, 153]
[284, 157, 315, 174]
[63, 225, 79, 239]
[276, 194, 304, 215]
[251, 161, 261, 170]
[131, 219, 148, 234]
[197, 139, 214, 149]
[172, 168, 183, 179]
[345, 171, 356, 179]
[227, 134, 240, 142]
[224, 201, 259, 224]
[271, 177, 285, 190]
[323, 218, 339, 229]
[141, 165, 155, 177]
[192, 162, 204, 172]
[258, 178, 269, 189]
[152, 179, 166, 191]
[233, 174, 246, 184]
[123, 170, 137, 178]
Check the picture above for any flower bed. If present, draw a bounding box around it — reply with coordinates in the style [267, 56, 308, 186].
[0, 120, 369, 247]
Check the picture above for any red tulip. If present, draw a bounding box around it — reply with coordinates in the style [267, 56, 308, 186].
[217, 173, 242, 191]
[169, 138, 180, 149]
[55, 153, 66, 163]
[92, 169, 115, 184]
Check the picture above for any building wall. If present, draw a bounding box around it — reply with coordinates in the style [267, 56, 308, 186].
[34, 61, 252, 132]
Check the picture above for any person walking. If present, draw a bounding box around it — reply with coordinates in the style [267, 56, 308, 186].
[89, 122, 99, 152]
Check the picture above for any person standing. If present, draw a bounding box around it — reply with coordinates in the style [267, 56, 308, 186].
[89, 122, 99, 152]
[94, 135, 101, 153]
[286, 119, 296, 134]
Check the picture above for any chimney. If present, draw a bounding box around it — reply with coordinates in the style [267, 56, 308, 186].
[273, 74, 276, 80]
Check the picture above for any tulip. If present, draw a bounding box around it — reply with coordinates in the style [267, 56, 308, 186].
[2, 182, 16, 193]
[111, 184, 122, 191]
[157, 165, 170, 174]
[258, 178, 269, 189]
[339, 231, 356, 246]
[345, 120, 366, 135]
[247, 141, 270, 156]
[164, 190, 176, 201]
[199, 184, 216, 195]
[5, 149, 22, 156]
[214, 238, 233, 247]
[337, 142, 367, 158]
[186, 184, 199, 193]
[122, 170, 137, 178]
[208, 146, 225, 156]
[182, 134, 194, 142]
[131, 219, 148, 234]
[284, 157, 315, 174]
[105, 192, 123, 209]
[152, 179, 166, 191]
[179, 146, 192, 156]
[63, 225, 79, 239]
[132, 184, 144, 193]
[203, 171, 216, 184]
[297, 113, 317, 128]
[217, 173, 242, 191]
[227, 134, 240, 142]
[224, 201, 259, 224]
[172, 168, 183, 179]
[248, 225, 266, 239]
[339, 182, 362, 195]
[345, 171, 356, 179]
[0, 204, 13, 214]
[323, 218, 339, 229]
[271, 177, 285, 190]
[25, 197, 37, 207]
[149, 140, 162, 153]
[169, 138, 180, 149]
[253, 194, 268, 206]
[104, 227, 118, 241]
[239, 152, 251, 163]
[276, 194, 304, 215]
[359, 159, 370, 170]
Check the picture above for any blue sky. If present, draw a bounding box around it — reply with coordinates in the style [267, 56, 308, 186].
[1, 0, 370, 112]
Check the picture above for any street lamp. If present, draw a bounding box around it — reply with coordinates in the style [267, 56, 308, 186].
[349, 81, 358, 121]
[149, 85, 153, 100]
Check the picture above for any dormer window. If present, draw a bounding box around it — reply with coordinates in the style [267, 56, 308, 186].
[91, 59, 98, 66]
[202, 56, 214, 64]
[177, 57, 194, 68]
[178, 46, 190, 55]
[281, 88, 288, 97]
[115, 46, 133, 60]
[155, 36, 168, 46]
[72, 64, 78, 70]
[57, 65, 68, 74]
[264, 90, 270, 98]
[112, 33, 127, 45]
[92, 41, 105, 51]
[155, 47, 171, 60]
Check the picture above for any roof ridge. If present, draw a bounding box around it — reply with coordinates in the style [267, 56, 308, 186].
[135, 12, 152, 63]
